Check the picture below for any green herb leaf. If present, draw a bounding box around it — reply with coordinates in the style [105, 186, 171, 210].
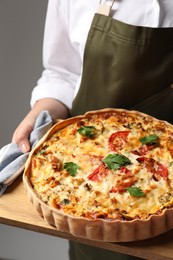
[139, 134, 159, 146]
[77, 126, 96, 138]
[62, 198, 70, 205]
[103, 153, 131, 170]
[126, 186, 145, 197]
[64, 162, 79, 177]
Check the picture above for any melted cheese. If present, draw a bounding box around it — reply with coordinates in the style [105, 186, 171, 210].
[29, 111, 173, 220]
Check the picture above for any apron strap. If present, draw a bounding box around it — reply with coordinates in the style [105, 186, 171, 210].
[97, 0, 116, 16]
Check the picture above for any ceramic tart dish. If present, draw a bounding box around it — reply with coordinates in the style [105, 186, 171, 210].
[23, 108, 173, 242]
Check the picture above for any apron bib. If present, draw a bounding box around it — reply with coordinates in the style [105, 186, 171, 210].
[71, 4, 173, 123]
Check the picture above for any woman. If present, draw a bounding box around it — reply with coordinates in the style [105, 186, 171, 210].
[12, 0, 173, 259]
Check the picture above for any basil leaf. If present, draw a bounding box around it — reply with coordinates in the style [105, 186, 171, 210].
[103, 153, 131, 170]
[77, 126, 96, 138]
[62, 198, 70, 205]
[126, 186, 145, 197]
[64, 162, 79, 177]
[139, 134, 159, 146]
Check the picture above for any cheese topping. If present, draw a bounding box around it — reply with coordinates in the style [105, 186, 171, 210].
[29, 111, 173, 221]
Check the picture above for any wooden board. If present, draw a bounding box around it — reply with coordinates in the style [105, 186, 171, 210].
[0, 175, 173, 260]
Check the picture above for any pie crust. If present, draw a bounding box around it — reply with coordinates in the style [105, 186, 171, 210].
[23, 109, 173, 242]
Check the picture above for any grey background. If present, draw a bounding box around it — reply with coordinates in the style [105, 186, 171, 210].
[0, 1, 68, 259]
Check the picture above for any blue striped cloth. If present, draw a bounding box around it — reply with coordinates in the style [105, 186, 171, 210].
[0, 111, 53, 196]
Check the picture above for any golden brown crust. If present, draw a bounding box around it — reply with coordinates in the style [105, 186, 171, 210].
[23, 108, 173, 242]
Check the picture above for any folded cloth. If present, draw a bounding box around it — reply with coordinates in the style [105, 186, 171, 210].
[0, 110, 53, 196]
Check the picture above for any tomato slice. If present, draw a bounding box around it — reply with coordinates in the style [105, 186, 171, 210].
[108, 131, 130, 152]
[154, 162, 168, 180]
[137, 157, 168, 181]
[88, 163, 108, 181]
[132, 144, 156, 156]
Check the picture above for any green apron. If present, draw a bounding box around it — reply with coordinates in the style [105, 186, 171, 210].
[69, 2, 173, 259]
[71, 8, 173, 124]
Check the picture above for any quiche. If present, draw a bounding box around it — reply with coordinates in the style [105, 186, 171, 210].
[23, 109, 173, 242]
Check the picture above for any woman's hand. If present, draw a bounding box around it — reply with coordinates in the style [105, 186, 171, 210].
[12, 98, 69, 153]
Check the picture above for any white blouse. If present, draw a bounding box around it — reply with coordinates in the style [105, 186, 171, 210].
[30, 0, 173, 109]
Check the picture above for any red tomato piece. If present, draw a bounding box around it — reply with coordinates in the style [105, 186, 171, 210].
[108, 131, 130, 152]
[88, 163, 108, 181]
[137, 157, 168, 181]
[154, 162, 168, 180]
[132, 144, 156, 156]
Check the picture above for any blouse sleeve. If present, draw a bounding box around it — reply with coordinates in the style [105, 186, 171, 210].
[30, 0, 82, 109]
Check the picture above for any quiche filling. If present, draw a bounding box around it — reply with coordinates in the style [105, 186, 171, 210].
[29, 111, 173, 221]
